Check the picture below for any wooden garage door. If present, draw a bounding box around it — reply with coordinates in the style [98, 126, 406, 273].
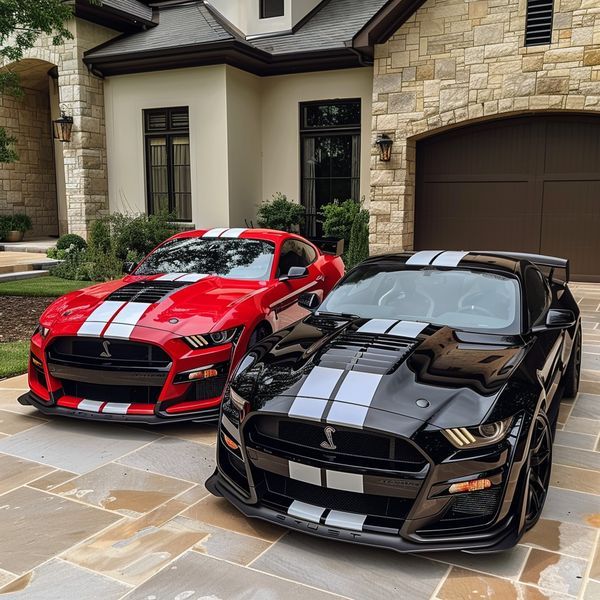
[415, 114, 600, 281]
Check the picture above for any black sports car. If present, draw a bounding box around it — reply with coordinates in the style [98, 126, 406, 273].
[206, 250, 581, 553]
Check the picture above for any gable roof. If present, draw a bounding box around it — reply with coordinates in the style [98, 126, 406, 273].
[84, 0, 414, 76]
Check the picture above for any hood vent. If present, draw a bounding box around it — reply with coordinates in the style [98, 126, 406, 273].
[107, 280, 189, 304]
[318, 331, 416, 375]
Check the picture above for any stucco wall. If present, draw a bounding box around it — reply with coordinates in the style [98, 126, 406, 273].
[370, 0, 600, 254]
[261, 67, 373, 208]
[104, 66, 230, 228]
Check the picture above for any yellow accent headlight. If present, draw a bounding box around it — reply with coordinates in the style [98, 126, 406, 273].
[443, 417, 512, 449]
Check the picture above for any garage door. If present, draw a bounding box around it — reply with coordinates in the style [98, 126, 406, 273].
[415, 114, 600, 282]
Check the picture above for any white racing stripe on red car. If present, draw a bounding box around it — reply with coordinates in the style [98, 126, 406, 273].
[77, 399, 104, 412]
[203, 228, 229, 238]
[77, 301, 126, 337]
[102, 403, 131, 415]
[103, 302, 152, 339]
[155, 272, 187, 281]
[219, 228, 246, 238]
[177, 273, 208, 282]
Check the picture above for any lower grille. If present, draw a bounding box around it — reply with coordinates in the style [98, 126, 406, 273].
[261, 472, 413, 521]
[447, 488, 501, 519]
[61, 380, 161, 404]
[184, 373, 228, 401]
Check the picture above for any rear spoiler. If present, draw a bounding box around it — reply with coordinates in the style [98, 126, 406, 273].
[309, 238, 344, 256]
[476, 251, 570, 283]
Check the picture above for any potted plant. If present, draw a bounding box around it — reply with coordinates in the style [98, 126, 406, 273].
[5, 213, 32, 242]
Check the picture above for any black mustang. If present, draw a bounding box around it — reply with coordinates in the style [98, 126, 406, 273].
[206, 250, 581, 553]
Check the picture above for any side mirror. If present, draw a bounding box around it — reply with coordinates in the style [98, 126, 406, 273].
[123, 261, 137, 275]
[533, 309, 576, 332]
[279, 266, 308, 281]
[298, 292, 320, 311]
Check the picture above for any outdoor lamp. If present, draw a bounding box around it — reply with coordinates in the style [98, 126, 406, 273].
[53, 107, 73, 142]
[375, 134, 393, 162]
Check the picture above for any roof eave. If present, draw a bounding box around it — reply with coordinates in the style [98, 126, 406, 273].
[73, 0, 157, 33]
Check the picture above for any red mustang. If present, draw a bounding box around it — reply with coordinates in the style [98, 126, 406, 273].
[19, 228, 344, 423]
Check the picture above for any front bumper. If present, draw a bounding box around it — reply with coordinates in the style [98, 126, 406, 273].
[206, 469, 522, 553]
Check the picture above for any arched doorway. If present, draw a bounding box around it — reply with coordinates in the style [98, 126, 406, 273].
[0, 59, 65, 237]
[415, 114, 600, 281]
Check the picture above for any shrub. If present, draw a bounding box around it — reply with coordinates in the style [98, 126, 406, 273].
[49, 248, 90, 281]
[0, 215, 10, 241]
[256, 193, 305, 232]
[320, 199, 361, 249]
[346, 208, 370, 269]
[56, 233, 87, 251]
[9, 213, 32, 233]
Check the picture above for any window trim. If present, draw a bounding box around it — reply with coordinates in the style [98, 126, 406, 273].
[260, 0, 285, 19]
[143, 106, 192, 223]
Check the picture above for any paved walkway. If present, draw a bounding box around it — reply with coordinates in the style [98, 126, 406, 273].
[0, 283, 598, 599]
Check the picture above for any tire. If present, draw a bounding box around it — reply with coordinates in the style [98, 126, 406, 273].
[524, 411, 553, 532]
[563, 326, 582, 399]
[249, 323, 271, 348]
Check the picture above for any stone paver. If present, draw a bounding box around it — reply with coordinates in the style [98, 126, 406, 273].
[0, 281, 596, 598]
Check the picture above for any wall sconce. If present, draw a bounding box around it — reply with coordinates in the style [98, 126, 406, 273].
[375, 134, 393, 162]
[53, 105, 73, 143]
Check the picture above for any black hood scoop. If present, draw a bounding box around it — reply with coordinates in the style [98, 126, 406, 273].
[317, 330, 417, 375]
[107, 280, 189, 304]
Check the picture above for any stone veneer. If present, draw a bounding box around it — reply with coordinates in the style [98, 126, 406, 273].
[369, 0, 600, 255]
[2, 18, 116, 237]
[0, 86, 58, 237]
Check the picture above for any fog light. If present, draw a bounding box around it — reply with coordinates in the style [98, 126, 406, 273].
[223, 433, 239, 451]
[448, 478, 492, 494]
[31, 355, 43, 368]
[189, 368, 218, 380]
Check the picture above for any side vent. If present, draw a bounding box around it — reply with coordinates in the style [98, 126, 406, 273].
[525, 0, 554, 46]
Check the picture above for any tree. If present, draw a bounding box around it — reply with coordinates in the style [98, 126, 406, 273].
[0, 0, 74, 162]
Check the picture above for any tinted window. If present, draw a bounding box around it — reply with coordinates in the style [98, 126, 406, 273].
[260, 0, 284, 18]
[277, 240, 316, 276]
[319, 266, 521, 334]
[525, 267, 548, 325]
[136, 237, 275, 280]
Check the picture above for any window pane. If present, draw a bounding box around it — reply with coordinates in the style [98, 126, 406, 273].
[261, 0, 284, 18]
[303, 101, 361, 129]
[172, 136, 191, 221]
[149, 138, 169, 214]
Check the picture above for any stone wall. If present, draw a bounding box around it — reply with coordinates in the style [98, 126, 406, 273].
[370, 0, 600, 254]
[0, 84, 58, 237]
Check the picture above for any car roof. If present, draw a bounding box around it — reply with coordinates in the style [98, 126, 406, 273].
[171, 228, 294, 243]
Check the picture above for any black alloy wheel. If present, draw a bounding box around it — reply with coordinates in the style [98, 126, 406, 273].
[524, 412, 552, 531]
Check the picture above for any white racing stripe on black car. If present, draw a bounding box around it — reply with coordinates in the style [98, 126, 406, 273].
[356, 319, 397, 334]
[325, 469, 364, 493]
[325, 510, 367, 532]
[405, 250, 444, 266]
[287, 500, 326, 524]
[431, 250, 470, 267]
[387, 320, 427, 338]
[288, 461, 321, 486]
[103, 302, 152, 339]
[77, 301, 126, 337]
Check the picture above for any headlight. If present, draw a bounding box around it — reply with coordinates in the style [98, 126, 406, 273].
[442, 417, 513, 449]
[184, 327, 242, 349]
[36, 323, 50, 338]
[230, 388, 247, 411]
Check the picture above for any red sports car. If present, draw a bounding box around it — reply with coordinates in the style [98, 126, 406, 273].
[19, 228, 344, 423]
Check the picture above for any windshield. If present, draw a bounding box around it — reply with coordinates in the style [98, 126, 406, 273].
[135, 237, 275, 280]
[318, 266, 521, 333]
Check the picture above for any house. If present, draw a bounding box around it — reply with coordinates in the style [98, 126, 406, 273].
[2, 0, 599, 280]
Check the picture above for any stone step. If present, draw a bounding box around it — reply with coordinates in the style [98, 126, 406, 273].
[0, 239, 57, 254]
[0, 260, 59, 275]
[0, 270, 49, 283]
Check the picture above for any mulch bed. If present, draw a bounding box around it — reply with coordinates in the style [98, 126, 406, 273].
[0, 296, 55, 343]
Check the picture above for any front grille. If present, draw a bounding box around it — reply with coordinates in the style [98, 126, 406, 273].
[106, 280, 189, 303]
[318, 331, 415, 374]
[62, 380, 161, 404]
[247, 416, 427, 472]
[184, 373, 228, 401]
[48, 337, 171, 369]
[261, 472, 413, 521]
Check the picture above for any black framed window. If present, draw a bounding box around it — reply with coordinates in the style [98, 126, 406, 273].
[525, 0, 554, 46]
[144, 107, 192, 222]
[300, 99, 361, 236]
[260, 0, 284, 19]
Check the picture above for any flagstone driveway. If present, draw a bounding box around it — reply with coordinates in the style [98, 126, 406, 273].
[0, 283, 598, 599]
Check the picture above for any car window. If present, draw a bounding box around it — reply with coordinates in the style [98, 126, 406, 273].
[525, 266, 549, 326]
[318, 266, 521, 334]
[277, 240, 316, 276]
[135, 237, 275, 280]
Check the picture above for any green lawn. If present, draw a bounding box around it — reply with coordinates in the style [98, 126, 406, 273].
[0, 340, 29, 378]
[0, 276, 91, 297]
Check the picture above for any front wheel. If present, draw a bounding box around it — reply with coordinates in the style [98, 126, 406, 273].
[524, 412, 553, 531]
[563, 326, 582, 399]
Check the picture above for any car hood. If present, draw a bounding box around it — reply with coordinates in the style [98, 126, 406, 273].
[42, 275, 267, 335]
[235, 315, 529, 434]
